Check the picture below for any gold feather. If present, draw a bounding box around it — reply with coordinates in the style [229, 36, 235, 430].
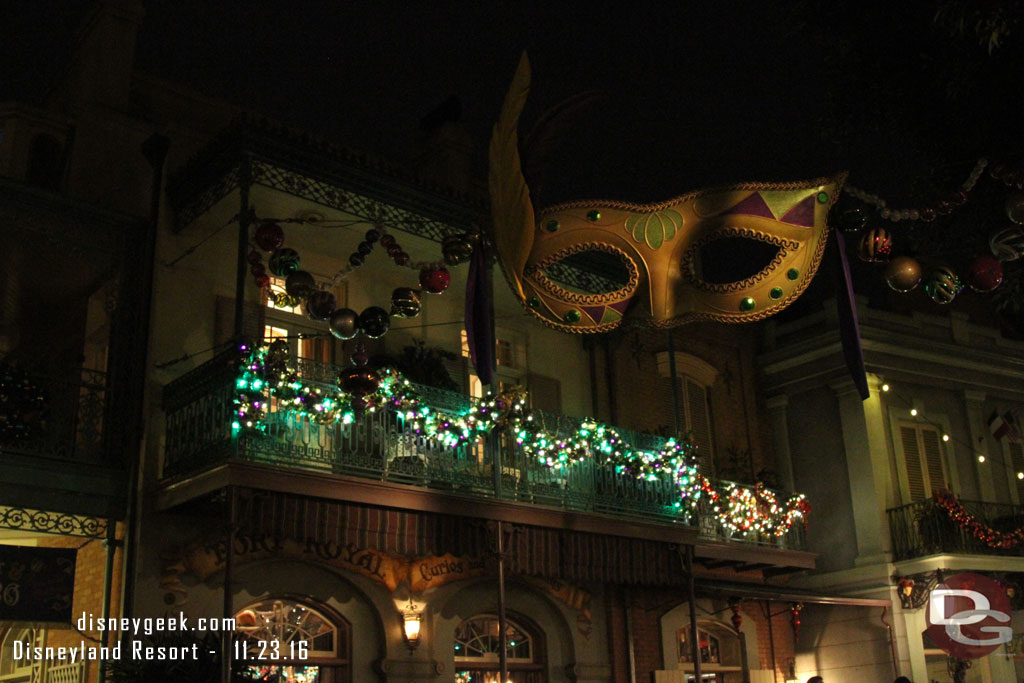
[488, 52, 536, 300]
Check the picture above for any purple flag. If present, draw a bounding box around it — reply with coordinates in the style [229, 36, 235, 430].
[465, 243, 495, 386]
[833, 230, 869, 400]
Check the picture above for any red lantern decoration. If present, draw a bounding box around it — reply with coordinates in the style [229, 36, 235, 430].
[966, 255, 1003, 293]
[419, 267, 452, 294]
[254, 222, 285, 252]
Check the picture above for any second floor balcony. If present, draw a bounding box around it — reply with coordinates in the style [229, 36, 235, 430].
[887, 497, 1024, 562]
[160, 346, 812, 563]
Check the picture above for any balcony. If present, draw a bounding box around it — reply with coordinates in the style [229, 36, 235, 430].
[161, 349, 807, 552]
[887, 498, 1024, 561]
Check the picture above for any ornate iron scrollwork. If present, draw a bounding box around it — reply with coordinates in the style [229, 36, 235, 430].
[0, 505, 107, 538]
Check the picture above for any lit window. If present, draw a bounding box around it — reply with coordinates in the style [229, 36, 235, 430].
[454, 614, 543, 683]
[234, 599, 349, 683]
[266, 276, 303, 314]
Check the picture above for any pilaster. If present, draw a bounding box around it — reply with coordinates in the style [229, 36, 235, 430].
[963, 390, 997, 501]
[765, 394, 795, 491]
[828, 373, 893, 565]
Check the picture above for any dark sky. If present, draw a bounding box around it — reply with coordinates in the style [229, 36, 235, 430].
[4, 1, 1023, 204]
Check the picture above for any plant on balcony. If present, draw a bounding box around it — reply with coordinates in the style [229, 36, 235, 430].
[371, 340, 459, 391]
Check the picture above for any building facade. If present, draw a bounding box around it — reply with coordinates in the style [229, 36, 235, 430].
[3, 3, 1022, 683]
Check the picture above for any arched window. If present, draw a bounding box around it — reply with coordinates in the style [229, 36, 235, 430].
[0, 628, 36, 682]
[235, 598, 350, 683]
[453, 614, 545, 683]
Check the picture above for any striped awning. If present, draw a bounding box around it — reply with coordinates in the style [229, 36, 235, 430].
[236, 489, 685, 586]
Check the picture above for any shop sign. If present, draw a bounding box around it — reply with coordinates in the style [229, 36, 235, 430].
[926, 572, 1013, 659]
[0, 545, 76, 623]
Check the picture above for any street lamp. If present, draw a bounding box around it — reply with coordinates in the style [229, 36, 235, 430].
[402, 600, 421, 650]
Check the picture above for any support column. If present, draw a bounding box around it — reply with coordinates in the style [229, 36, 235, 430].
[905, 606, 928, 683]
[766, 394, 795, 491]
[963, 390, 997, 501]
[829, 374, 893, 565]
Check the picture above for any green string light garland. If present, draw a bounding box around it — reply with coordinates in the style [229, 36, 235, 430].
[232, 343, 809, 537]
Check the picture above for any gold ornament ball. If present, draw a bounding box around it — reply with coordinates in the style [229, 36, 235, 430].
[884, 256, 922, 293]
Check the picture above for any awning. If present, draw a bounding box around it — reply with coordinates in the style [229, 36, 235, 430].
[696, 578, 891, 607]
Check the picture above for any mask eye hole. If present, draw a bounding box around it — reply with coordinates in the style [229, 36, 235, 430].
[695, 235, 783, 284]
[530, 247, 638, 302]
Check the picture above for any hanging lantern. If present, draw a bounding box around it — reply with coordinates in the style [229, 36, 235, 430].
[305, 290, 337, 321]
[390, 287, 422, 318]
[328, 308, 359, 340]
[924, 266, 962, 305]
[442, 233, 476, 265]
[419, 266, 451, 293]
[1006, 193, 1024, 225]
[884, 256, 922, 293]
[989, 227, 1024, 262]
[285, 270, 316, 298]
[857, 228, 893, 262]
[268, 248, 301, 276]
[357, 306, 391, 338]
[254, 222, 285, 252]
[965, 255, 1003, 293]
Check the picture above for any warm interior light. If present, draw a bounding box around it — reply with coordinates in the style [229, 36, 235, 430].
[910, 409, 918, 416]
[403, 604, 421, 649]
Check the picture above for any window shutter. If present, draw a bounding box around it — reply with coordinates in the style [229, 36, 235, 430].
[901, 425, 927, 501]
[684, 378, 713, 459]
[920, 427, 947, 493]
[1010, 441, 1024, 501]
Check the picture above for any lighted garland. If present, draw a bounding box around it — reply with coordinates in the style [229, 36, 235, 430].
[934, 489, 1024, 549]
[232, 344, 808, 536]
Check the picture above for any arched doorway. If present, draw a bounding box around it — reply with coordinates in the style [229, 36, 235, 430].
[0, 628, 36, 683]
[453, 613, 546, 683]
[234, 598, 351, 682]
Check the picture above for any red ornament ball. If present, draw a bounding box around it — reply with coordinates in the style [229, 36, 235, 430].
[966, 255, 1004, 293]
[254, 222, 285, 252]
[419, 267, 451, 293]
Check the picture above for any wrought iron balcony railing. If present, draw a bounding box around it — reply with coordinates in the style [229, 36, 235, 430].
[0, 364, 109, 465]
[887, 498, 1024, 561]
[163, 350, 806, 550]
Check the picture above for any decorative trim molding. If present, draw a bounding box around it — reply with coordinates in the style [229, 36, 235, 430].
[0, 505, 108, 538]
[655, 352, 718, 387]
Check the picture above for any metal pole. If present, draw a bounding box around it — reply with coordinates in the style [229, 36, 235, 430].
[765, 601, 778, 683]
[234, 160, 252, 340]
[97, 521, 118, 683]
[684, 546, 702, 682]
[496, 521, 508, 683]
[666, 330, 682, 435]
[624, 586, 637, 683]
[221, 487, 237, 683]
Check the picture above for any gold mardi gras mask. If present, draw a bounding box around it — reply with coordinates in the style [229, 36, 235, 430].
[489, 54, 845, 333]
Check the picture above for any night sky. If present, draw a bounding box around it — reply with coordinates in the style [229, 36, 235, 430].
[5, 1, 1022, 206]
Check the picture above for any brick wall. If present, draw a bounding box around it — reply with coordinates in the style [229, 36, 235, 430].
[603, 323, 779, 482]
[32, 522, 124, 683]
[742, 601, 796, 683]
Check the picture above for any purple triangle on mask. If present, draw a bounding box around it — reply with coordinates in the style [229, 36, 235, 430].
[723, 192, 775, 219]
[608, 298, 632, 314]
[582, 305, 605, 323]
[781, 195, 817, 227]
